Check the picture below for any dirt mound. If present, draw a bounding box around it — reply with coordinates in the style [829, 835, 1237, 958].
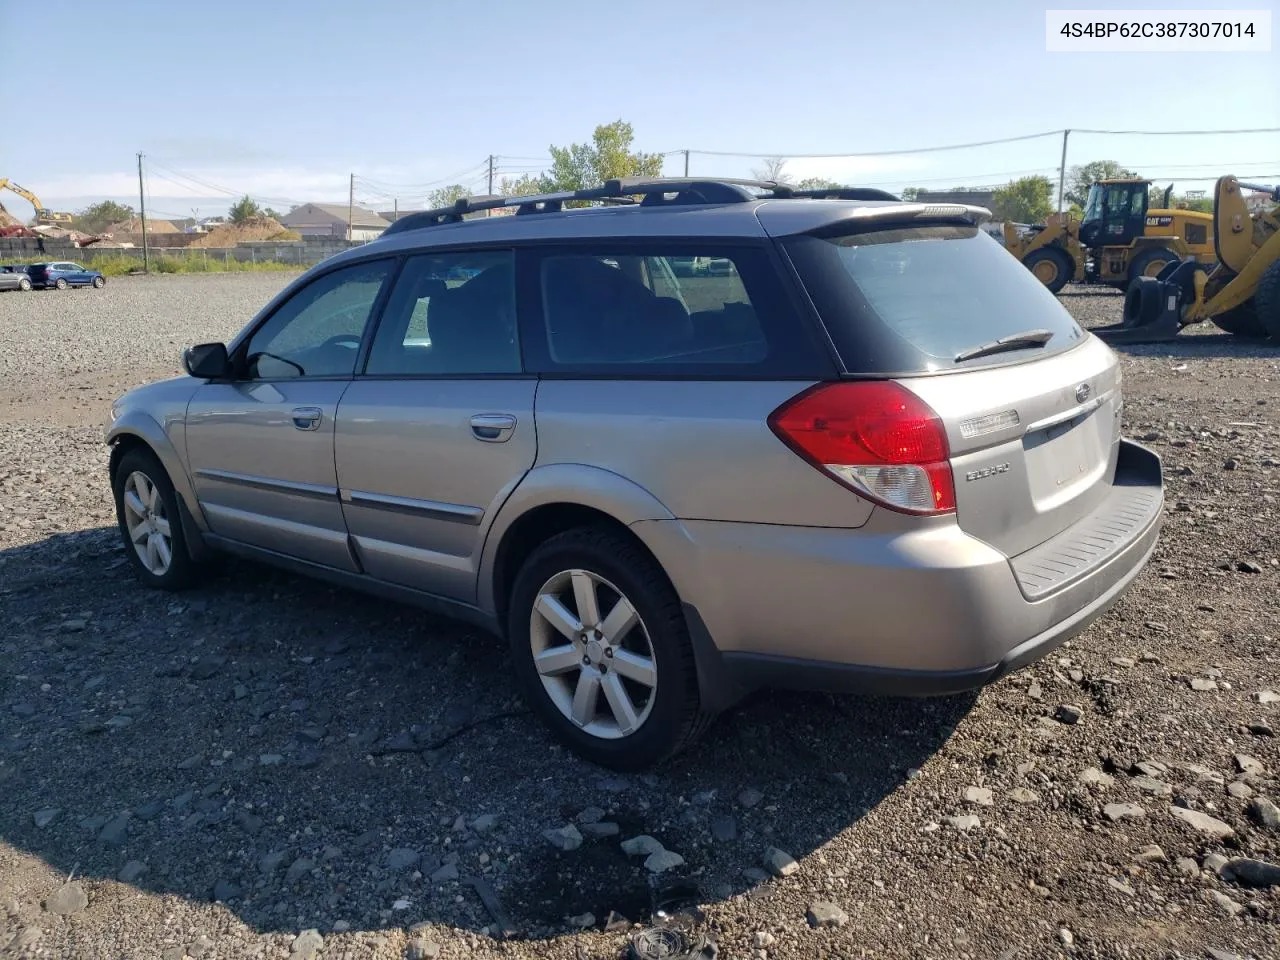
[188, 217, 300, 247]
[0, 201, 20, 227]
[107, 217, 179, 235]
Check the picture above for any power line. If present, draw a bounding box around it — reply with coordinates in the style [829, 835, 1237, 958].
[675, 126, 1280, 161]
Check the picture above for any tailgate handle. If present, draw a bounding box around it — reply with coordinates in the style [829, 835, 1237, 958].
[1026, 395, 1105, 433]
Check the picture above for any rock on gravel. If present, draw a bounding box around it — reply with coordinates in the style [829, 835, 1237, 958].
[763, 847, 799, 877]
[1250, 796, 1280, 828]
[289, 929, 323, 960]
[1170, 806, 1235, 839]
[644, 849, 685, 874]
[1103, 802, 1145, 822]
[44, 882, 87, 915]
[1222, 858, 1280, 887]
[406, 939, 441, 960]
[621, 835, 664, 857]
[963, 786, 993, 806]
[806, 901, 848, 928]
[1054, 704, 1083, 724]
[543, 824, 583, 851]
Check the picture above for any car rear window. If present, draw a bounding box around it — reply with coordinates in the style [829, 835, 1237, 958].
[782, 223, 1085, 374]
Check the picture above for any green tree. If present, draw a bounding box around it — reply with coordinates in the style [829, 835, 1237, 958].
[543, 120, 664, 201]
[796, 177, 842, 191]
[991, 175, 1054, 223]
[1065, 160, 1140, 208]
[74, 200, 135, 234]
[427, 184, 472, 209]
[228, 194, 262, 223]
[263, 207, 282, 220]
[498, 174, 545, 197]
[900, 187, 921, 201]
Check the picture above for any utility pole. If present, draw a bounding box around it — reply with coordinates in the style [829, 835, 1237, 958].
[137, 152, 150, 275]
[487, 154, 495, 195]
[393, 198, 398, 222]
[1057, 129, 1070, 213]
[347, 173, 355, 243]
[683, 149, 689, 177]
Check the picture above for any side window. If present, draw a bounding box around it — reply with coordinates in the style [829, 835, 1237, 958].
[365, 250, 519, 376]
[243, 259, 392, 379]
[538, 249, 767, 367]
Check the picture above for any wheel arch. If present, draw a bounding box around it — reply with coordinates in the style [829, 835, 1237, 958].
[107, 412, 206, 533]
[479, 464, 680, 625]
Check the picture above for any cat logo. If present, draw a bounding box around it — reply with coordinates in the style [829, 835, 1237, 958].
[1145, 215, 1174, 227]
[965, 462, 1010, 482]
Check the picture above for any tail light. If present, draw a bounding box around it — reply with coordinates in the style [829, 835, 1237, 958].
[768, 381, 956, 515]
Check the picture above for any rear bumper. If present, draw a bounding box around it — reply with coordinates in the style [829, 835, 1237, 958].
[638, 439, 1163, 705]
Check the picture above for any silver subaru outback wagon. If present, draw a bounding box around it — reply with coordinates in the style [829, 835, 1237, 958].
[105, 178, 1164, 769]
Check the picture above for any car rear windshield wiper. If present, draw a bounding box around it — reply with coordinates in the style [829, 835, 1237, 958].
[954, 328, 1055, 363]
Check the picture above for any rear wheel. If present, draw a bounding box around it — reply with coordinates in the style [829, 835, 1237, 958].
[1023, 248, 1073, 294]
[1128, 247, 1180, 285]
[92, 276, 105, 289]
[1255, 258, 1280, 340]
[507, 526, 711, 770]
[54, 278, 67, 290]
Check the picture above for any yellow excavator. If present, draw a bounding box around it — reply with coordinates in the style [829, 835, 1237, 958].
[1092, 175, 1280, 344]
[0, 178, 74, 226]
[1003, 178, 1216, 293]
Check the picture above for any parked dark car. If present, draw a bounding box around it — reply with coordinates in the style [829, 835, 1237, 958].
[0, 264, 33, 292]
[27, 261, 105, 290]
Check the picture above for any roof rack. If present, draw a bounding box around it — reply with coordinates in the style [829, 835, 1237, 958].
[379, 177, 903, 237]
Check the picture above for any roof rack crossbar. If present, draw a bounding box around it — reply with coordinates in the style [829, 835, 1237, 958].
[378, 177, 908, 237]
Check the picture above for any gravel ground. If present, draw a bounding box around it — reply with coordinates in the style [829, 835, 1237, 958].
[1, 274, 1278, 960]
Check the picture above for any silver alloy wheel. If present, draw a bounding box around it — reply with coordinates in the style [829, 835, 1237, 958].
[529, 568, 658, 739]
[122, 470, 173, 576]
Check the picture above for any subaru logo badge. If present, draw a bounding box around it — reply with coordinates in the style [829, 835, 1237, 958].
[1075, 383, 1091, 403]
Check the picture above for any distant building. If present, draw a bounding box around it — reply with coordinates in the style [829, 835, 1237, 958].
[280, 203, 389, 241]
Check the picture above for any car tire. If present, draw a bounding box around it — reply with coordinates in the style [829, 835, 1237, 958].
[112, 446, 202, 591]
[54, 278, 67, 290]
[18, 277, 31, 292]
[92, 276, 105, 289]
[507, 526, 712, 770]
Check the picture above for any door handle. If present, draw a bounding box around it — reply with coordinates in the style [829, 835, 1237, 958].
[469, 413, 516, 442]
[291, 406, 323, 431]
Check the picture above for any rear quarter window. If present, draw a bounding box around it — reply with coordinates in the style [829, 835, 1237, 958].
[522, 244, 832, 378]
[783, 223, 1085, 374]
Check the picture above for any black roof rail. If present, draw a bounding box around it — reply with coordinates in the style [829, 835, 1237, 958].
[378, 177, 904, 238]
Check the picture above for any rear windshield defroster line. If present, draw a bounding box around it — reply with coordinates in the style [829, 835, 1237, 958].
[781, 223, 1085, 376]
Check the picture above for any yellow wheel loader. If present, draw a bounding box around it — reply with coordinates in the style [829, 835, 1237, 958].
[1003, 178, 1216, 293]
[1093, 175, 1280, 344]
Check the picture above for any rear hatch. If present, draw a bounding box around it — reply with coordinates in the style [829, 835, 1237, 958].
[779, 215, 1122, 558]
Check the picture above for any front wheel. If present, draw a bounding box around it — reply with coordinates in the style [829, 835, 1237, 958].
[112, 447, 201, 590]
[1255, 258, 1280, 340]
[1023, 248, 1073, 294]
[18, 277, 31, 292]
[92, 276, 105, 289]
[507, 527, 712, 770]
[54, 278, 67, 290]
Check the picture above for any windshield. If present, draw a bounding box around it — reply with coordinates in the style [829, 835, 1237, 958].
[1082, 184, 1105, 224]
[783, 223, 1085, 374]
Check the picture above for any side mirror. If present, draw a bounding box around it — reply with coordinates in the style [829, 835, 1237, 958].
[183, 342, 230, 379]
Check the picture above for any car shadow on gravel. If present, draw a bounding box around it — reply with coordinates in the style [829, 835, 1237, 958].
[0, 527, 976, 943]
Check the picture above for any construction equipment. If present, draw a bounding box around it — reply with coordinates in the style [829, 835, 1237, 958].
[1092, 175, 1280, 344]
[0, 178, 74, 226]
[1002, 178, 1215, 293]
